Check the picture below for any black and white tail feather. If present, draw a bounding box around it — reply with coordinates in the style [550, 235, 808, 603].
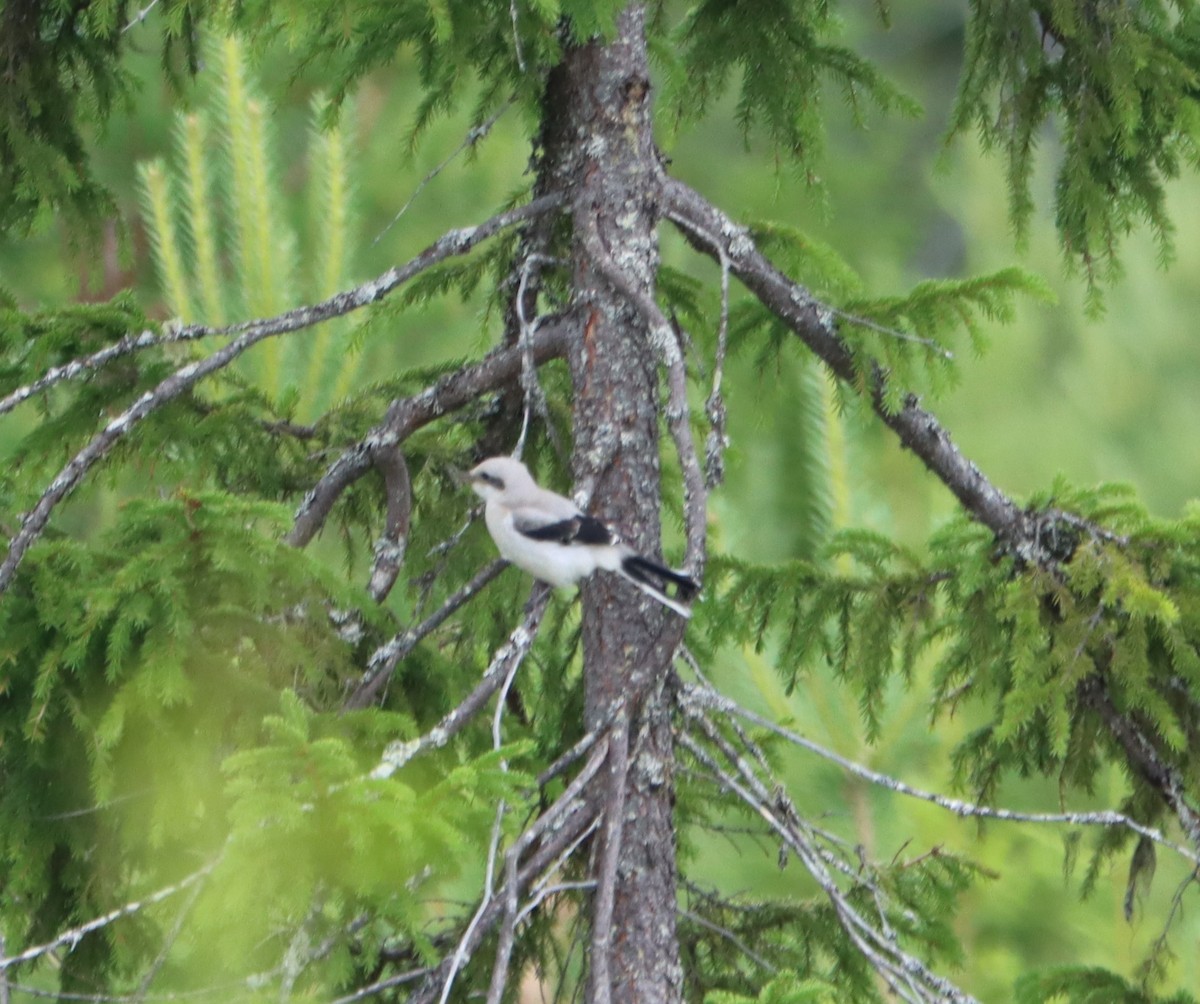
[465, 456, 700, 618]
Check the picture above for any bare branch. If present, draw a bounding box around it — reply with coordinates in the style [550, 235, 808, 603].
[409, 742, 608, 1004]
[0, 860, 218, 972]
[0, 326, 207, 418]
[366, 581, 550, 766]
[287, 317, 568, 549]
[588, 710, 629, 1004]
[678, 729, 976, 1004]
[0, 196, 565, 598]
[678, 679, 1200, 867]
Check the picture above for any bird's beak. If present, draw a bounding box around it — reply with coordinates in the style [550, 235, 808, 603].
[448, 465, 474, 488]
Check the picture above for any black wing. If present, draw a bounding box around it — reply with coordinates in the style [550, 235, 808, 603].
[515, 513, 616, 547]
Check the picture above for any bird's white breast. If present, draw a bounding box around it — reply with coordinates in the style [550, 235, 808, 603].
[485, 504, 602, 588]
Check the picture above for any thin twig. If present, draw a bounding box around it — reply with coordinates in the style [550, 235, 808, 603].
[373, 98, 519, 246]
[678, 908, 777, 975]
[327, 967, 432, 1004]
[132, 874, 208, 1001]
[512, 254, 565, 460]
[346, 560, 509, 711]
[121, 0, 161, 32]
[409, 765, 604, 1004]
[364, 575, 548, 755]
[663, 209, 732, 488]
[578, 215, 707, 577]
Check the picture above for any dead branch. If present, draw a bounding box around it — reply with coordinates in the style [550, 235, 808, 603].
[678, 678, 1200, 867]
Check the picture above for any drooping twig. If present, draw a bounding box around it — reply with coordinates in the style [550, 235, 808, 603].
[662, 176, 1035, 555]
[365, 444, 412, 602]
[0, 196, 565, 598]
[512, 254, 566, 460]
[588, 709, 629, 1004]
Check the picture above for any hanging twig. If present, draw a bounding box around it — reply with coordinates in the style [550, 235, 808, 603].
[588, 709, 629, 1004]
[365, 444, 412, 603]
[663, 209, 732, 488]
[512, 254, 566, 460]
[578, 214, 707, 577]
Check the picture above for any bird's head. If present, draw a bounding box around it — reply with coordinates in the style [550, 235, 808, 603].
[465, 456, 535, 502]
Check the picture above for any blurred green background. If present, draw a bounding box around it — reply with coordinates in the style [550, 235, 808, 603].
[2, 1, 1198, 998]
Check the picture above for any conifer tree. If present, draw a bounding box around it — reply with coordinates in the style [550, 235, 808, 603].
[2, 3, 1200, 1003]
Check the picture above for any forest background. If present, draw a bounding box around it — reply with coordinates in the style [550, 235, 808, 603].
[3, 0, 1200, 1000]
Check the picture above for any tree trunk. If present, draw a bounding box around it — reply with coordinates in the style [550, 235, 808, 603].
[538, 6, 686, 1004]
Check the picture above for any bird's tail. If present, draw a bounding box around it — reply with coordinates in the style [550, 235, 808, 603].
[619, 554, 700, 618]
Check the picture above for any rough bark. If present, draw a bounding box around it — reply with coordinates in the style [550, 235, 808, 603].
[538, 7, 686, 1004]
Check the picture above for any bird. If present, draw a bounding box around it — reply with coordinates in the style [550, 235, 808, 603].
[464, 455, 699, 618]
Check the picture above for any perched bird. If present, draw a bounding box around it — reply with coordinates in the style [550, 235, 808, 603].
[465, 456, 699, 618]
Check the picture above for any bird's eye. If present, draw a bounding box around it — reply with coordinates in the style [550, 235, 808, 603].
[478, 472, 504, 489]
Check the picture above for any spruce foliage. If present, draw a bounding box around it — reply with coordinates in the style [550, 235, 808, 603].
[3, 3, 1200, 1003]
